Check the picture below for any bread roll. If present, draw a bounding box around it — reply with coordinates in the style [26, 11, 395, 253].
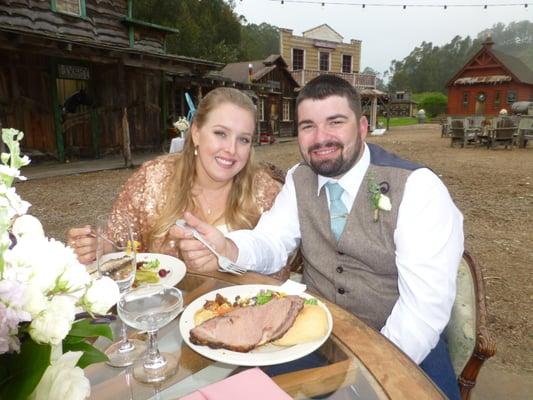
[273, 304, 328, 346]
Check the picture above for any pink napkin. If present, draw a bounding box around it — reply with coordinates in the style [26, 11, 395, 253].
[180, 368, 292, 400]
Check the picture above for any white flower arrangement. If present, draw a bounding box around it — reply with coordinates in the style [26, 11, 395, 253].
[173, 116, 190, 135]
[0, 128, 120, 400]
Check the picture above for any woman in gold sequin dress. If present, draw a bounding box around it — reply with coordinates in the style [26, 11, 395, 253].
[68, 88, 288, 278]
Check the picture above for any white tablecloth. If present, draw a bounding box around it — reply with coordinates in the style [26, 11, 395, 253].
[169, 137, 185, 153]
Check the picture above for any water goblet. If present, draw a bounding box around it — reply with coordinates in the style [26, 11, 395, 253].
[118, 284, 183, 383]
[96, 213, 145, 367]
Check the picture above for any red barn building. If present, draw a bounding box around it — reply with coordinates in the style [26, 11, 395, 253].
[446, 38, 533, 116]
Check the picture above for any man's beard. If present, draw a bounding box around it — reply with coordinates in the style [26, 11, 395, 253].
[303, 140, 360, 177]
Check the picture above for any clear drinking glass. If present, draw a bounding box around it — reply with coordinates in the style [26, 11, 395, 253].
[118, 284, 183, 383]
[96, 213, 145, 367]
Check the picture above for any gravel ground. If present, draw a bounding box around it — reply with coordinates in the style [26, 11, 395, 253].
[15, 124, 533, 374]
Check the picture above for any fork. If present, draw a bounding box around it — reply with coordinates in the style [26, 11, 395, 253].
[175, 219, 247, 275]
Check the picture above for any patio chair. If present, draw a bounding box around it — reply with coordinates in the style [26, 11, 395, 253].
[450, 119, 469, 147]
[517, 116, 533, 148]
[445, 251, 496, 400]
[487, 118, 517, 149]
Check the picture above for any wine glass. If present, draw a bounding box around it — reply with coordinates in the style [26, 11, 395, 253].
[96, 213, 145, 367]
[118, 284, 183, 383]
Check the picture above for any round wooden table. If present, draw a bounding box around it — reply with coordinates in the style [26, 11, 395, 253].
[86, 271, 444, 399]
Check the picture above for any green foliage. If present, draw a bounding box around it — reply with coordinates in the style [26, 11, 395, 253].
[377, 116, 418, 127]
[387, 20, 533, 94]
[416, 92, 448, 118]
[132, 0, 280, 63]
[0, 339, 51, 400]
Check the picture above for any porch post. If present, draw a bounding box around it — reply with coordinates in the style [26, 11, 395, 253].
[49, 58, 65, 162]
[117, 60, 132, 167]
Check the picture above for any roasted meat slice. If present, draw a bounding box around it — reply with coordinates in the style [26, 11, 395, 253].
[189, 295, 305, 352]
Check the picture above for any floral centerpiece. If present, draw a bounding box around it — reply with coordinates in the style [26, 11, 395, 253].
[0, 128, 120, 400]
[173, 116, 190, 138]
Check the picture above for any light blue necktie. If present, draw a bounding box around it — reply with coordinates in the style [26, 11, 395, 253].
[326, 182, 348, 241]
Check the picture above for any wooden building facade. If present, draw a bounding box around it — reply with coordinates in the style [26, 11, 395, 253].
[0, 0, 221, 162]
[221, 55, 299, 140]
[446, 38, 533, 117]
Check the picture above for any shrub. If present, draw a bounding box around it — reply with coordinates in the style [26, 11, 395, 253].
[414, 92, 448, 118]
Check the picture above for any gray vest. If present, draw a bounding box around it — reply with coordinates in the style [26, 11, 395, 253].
[294, 143, 422, 330]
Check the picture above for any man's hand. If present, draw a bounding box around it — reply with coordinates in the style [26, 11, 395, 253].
[171, 212, 237, 273]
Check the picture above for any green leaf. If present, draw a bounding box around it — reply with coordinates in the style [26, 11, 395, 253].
[62, 342, 109, 369]
[0, 339, 51, 400]
[68, 319, 113, 340]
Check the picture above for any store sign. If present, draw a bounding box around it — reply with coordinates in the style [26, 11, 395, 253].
[58, 64, 90, 80]
[313, 40, 337, 49]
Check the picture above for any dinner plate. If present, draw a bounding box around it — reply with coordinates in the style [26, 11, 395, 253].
[87, 252, 186, 288]
[136, 253, 186, 288]
[179, 284, 333, 366]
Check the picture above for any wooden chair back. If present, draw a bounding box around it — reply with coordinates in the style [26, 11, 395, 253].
[450, 119, 466, 147]
[445, 251, 496, 399]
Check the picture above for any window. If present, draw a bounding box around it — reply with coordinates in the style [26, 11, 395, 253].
[292, 49, 304, 70]
[319, 52, 330, 71]
[53, 0, 84, 16]
[507, 90, 517, 104]
[462, 92, 469, 107]
[258, 98, 265, 121]
[494, 91, 500, 105]
[342, 55, 352, 73]
[396, 92, 405, 100]
[282, 99, 291, 121]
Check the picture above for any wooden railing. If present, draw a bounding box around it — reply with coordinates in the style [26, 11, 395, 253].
[290, 70, 376, 89]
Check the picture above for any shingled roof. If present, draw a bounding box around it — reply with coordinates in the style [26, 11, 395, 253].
[491, 49, 533, 85]
[221, 55, 298, 87]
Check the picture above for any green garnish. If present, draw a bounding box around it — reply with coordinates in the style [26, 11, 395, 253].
[135, 270, 159, 283]
[305, 298, 318, 305]
[256, 290, 274, 305]
[141, 259, 160, 270]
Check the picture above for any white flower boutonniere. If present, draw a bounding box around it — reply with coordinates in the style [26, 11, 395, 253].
[368, 177, 391, 222]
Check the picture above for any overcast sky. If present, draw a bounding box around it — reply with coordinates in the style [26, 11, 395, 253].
[233, 0, 528, 75]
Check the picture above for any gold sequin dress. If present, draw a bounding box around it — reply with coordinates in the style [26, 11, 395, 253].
[109, 154, 287, 277]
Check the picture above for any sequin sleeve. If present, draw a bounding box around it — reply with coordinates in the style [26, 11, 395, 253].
[108, 155, 177, 252]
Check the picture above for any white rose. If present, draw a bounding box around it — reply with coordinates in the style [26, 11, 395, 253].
[11, 214, 44, 239]
[31, 351, 90, 400]
[377, 194, 392, 211]
[23, 285, 48, 317]
[57, 262, 91, 296]
[29, 296, 76, 345]
[82, 277, 120, 315]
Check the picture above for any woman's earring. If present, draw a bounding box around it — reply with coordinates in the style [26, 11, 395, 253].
[194, 146, 198, 156]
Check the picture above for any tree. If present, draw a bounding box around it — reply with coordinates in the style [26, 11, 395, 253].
[414, 92, 448, 118]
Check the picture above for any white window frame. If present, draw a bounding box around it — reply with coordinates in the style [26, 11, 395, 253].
[318, 51, 330, 72]
[258, 97, 265, 121]
[341, 54, 352, 73]
[292, 48, 305, 71]
[282, 99, 291, 121]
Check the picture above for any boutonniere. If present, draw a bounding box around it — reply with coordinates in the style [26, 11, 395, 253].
[368, 176, 391, 222]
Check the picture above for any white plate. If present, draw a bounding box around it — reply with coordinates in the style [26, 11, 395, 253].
[87, 252, 186, 288]
[179, 284, 333, 366]
[136, 253, 186, 288]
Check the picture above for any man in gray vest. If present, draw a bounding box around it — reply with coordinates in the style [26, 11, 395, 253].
[175, 74, 464, 399]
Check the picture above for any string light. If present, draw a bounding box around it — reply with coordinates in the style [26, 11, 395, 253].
[267, 1, 533, 9]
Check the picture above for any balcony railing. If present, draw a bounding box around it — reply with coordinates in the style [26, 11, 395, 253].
[290, 70, 376, 89]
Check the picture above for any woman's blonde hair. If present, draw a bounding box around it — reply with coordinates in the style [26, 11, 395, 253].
[147, 88, 259, 249]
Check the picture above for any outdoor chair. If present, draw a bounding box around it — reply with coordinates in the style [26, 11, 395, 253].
[486, 118, 517, 149]
[445, 251, 496, 400]
[450, 119, 473, 148]
[517, 116, 533, 148]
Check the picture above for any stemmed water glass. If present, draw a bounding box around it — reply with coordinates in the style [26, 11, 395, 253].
[118, 284, 183, 383]
[96, 213, 145, 367]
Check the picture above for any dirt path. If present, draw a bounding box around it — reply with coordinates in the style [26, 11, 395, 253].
[16, 124, 533, 373]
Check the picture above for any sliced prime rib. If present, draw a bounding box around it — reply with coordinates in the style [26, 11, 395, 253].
[189, 295, 305, 352]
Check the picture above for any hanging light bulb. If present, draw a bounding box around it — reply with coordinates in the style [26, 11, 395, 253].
[444, 5, 447, 10]
[362, 3, 366, 8]
[484, 4, 488, 9]
[403, 5, 406, 9]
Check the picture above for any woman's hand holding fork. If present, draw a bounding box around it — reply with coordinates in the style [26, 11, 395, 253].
[67, 225, 96, 264]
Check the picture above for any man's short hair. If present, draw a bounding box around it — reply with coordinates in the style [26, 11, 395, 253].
[296, 74, 362, 121]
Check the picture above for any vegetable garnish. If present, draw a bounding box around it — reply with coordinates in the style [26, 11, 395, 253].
[304, 298, 318, 305]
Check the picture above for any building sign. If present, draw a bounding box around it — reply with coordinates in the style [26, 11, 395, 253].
[313, 40, 337, 49]
[58, 64, 90, 80]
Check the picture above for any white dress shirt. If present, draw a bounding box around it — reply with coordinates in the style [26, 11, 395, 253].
[227, 143, 464, 364]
